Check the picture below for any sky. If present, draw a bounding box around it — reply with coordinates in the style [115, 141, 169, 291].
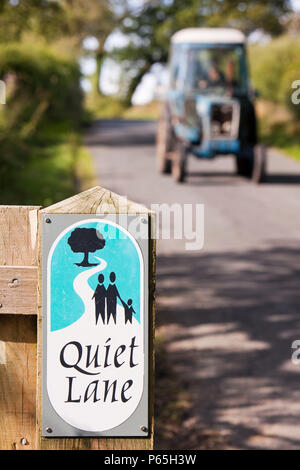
[291, 0, 300, 10]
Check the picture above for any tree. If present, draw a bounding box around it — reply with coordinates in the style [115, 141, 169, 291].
[68, 228, 106, 267]
[59, 0, 117, 94]
[114, 0, 292, 105]
[0, 0, 117, 94]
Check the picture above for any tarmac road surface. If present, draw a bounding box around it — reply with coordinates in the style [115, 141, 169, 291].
[85, 119, 300, 449]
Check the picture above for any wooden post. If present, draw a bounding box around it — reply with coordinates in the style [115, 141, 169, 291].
[0, 206, 40, 450]
[36, 186, 155, 450]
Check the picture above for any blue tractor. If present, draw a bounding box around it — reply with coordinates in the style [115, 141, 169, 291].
[156, 28, 266, 183]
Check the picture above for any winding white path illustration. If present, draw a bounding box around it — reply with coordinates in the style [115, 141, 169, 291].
[73, 256, 107, 317]
[47, 256, 144, 432]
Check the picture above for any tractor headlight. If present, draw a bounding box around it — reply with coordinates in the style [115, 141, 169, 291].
[196, 100, 209, 115]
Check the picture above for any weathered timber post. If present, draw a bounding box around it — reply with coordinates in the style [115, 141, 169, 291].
[0, 187, 155, 451]
[0, 206, 40, 450]
[37, 186, 155, 450]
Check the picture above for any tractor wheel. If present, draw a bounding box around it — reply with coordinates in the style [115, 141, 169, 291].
[172, 141, 187, 183]
[235, 154, 254, 178]
[156, 106, 173, 174]
[252, 144, 267, 184]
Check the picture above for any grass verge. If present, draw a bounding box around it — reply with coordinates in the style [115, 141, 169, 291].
[256, 100, 300, 161]
[85, 92, 161, 121]
[155, 332, 230, 449]
[122, 101, 160, 120]
[154, 334, 192, 450]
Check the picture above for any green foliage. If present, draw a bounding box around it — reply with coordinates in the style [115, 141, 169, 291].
[85, 54, 133, 118]
[0, 0, 115, 48]
[0, 0, 117, 96]
[86, 92, 126, 119]
[114, 0, 292, 104]
[248, 36, 300, 159]
[204, 0, 290, 36]
[0, 43, 83, 132]
[259, 115, 300, 161]
[0, 42, 86, 204]
[249, 36, 300, 117]
[122, 101, 160, 120]
[1, 121, 95, 206]
[280, 58, 300, 119]
[0, 1, 116, 205]
[0, 0, 64, 42]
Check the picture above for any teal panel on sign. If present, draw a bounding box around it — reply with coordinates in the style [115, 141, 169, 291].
[42, 214, 148, 436]
[50, 221, 141, 331]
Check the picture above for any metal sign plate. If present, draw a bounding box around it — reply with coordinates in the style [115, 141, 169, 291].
[42, 214, 149, 437]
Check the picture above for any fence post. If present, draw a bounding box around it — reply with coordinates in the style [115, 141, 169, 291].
[36, 186, 155, 450]
[0, 205, 40, 450]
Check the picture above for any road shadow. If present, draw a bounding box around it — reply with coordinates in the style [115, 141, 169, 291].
[265, 174, 300, 185]
[182, 170, 300, 187]
[84, 119, 156, 147]
[155, 243, 300, 449]
[186, 170, 247, 186]
[187, 170, 300, 186]
[86, 118, 300, 186]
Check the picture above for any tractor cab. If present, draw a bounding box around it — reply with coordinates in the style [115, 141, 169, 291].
[157, 28, 266, 183]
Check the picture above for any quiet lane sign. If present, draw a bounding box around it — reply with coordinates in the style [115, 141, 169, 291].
[42, 214, 149, 437]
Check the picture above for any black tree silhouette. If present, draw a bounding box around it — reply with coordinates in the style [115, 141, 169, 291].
[68, 228, 105, 267]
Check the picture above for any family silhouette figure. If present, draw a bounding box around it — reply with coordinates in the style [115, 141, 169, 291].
[92, 272, 136, 325]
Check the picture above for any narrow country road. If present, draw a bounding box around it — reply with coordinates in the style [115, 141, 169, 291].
[85, 119, 300, 449]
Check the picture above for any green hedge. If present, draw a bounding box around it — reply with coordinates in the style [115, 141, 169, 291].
[0, 43, 83, 135]
[249, 35, 300, 117]
[0, 43, 85, 203]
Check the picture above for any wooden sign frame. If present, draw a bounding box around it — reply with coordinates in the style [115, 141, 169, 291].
[0, 186, 155, 450]
[41, 213, 149, 437]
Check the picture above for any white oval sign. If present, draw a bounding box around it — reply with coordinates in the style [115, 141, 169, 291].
[46, 218, 144, 432]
